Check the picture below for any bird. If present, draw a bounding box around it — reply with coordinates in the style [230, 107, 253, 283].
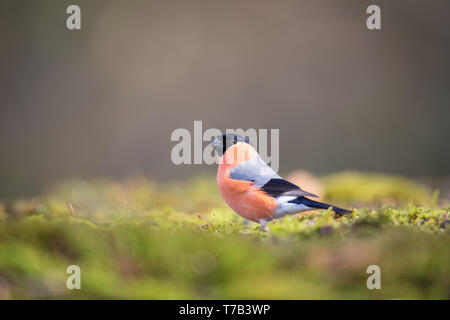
[211, 133, 352, 230]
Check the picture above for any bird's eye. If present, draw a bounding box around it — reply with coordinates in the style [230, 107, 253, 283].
[233, 135, 237, 144]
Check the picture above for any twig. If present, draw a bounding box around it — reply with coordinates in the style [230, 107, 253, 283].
[68, 203, 78, 219]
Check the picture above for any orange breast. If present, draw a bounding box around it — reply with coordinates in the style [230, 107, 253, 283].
[216, 143, 278, 222]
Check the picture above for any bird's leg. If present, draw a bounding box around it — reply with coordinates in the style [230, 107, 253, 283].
[259, 219, 270, 232]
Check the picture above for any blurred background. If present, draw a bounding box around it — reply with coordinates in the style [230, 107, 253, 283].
[1, 0, 449, 198]
[0, 1, 449, 300]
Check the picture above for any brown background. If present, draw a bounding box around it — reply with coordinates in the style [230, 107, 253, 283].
[0, 0, 449, 197]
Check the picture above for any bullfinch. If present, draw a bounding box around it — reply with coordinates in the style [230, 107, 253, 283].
[211, 133, 351, 230]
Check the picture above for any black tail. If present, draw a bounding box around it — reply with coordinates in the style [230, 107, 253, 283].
[290, 197, 352, 216]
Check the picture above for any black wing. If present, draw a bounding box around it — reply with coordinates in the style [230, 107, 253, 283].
[260, 178, 319, 198]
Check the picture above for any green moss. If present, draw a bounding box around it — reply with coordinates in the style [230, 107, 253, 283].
[322, 171, 433, 206]
[0, 174, 448, 299]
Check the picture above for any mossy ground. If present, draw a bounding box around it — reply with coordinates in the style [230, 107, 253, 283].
[0, 172, 448, 299]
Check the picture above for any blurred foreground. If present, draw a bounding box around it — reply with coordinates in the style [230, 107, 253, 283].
[0, 172, 448, 299]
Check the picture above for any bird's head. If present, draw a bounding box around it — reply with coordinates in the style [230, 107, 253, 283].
[211, 133, 250, 156]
